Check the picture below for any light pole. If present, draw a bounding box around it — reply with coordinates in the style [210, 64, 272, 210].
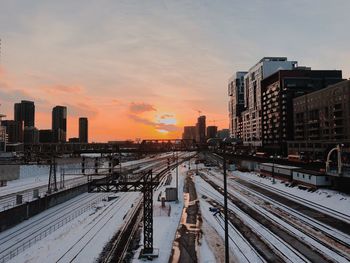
[222, 143, 229, 263]
[176, 150, 179, 201]
[208, 137, 233, 263]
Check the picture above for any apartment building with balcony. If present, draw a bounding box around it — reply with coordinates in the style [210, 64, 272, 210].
[242, 57, 298, 147]
[261, 68, 343, 155]
[228, 71, 247, 138]
[289, 80, 350, 159]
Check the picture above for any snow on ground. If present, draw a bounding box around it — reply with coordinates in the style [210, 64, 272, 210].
[195, 175, 263, 263]
[1, 161, 84, 197]
[198, 231, 216, 263]
[200, 168, 350, 263]
[230, 169, 350, 217]
[7, 192, 141, 263]
[132, 164, 186, 262]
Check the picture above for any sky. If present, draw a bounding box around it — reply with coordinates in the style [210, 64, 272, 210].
[0, 0, 349, 142]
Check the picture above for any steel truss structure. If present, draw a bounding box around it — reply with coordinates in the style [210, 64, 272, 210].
[89, 169, 158, 255]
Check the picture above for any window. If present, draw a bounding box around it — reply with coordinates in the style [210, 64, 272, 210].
[302, 174, 305, 178]
[309, 175, 311, 180]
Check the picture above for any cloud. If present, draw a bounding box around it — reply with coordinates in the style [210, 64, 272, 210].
[155, 123, 179, 132]
[129, 102, 156, 114]
[160, 114, 174, 119]
[128, 114, 179, 133]
[64, 102, 99, 118]
[0, 70, 47, 104]
[41, 84, 84, 95]
[128, 114, 154, 126]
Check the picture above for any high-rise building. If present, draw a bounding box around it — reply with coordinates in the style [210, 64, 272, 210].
[228, 71, 247, 138]
[241, 57, 298, 146]
[0, 112, 6, 152]
[39, 129, 54, 143]
[79, 117, 88, 143]
[14, 100, 35, 127]
[1, 120, 23, 143]
[206, 126, 218, 139]
[182, 126, 196, 141]
[52, 106, 67, 142]
[23, 126, 39, 144]
[261, 68, 343, 155]
[289, 80, 350, 159]
[196, 116, 206, 143]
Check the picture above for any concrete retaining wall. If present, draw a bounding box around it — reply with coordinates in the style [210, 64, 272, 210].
[0, 183, 88, 232]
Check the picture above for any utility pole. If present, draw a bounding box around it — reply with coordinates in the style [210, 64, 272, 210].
[223, 144, 229, 263]
[176, 151, 179, 201]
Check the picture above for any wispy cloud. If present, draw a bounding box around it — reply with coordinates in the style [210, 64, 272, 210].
[129, 102, 156, 114]
[41, 84, 84, 95]
[128, 113, 179, 133]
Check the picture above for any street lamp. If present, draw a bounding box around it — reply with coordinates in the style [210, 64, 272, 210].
[208, 137, 235, 263]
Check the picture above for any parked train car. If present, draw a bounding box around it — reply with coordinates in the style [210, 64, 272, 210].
[292, 169, 331, 188]
[258, 163, 300, 181]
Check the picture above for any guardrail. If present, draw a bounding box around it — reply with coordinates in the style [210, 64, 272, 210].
[0, 195, 105, 263]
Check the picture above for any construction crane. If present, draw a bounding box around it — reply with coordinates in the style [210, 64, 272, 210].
[195, 109, 202, 116]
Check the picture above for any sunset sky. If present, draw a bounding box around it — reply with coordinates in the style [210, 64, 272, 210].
[0, 0, 349, 142]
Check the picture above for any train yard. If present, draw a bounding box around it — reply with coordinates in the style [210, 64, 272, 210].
[0, 152, 193, 263]
[195, 166, 350, 263]
[0, 150, 349, 263]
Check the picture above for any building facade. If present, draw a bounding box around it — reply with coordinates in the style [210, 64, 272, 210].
[0, 113, 6, 152]
[206, 126, 218, 139]
[289, 80, 350, 159]
[1, 120, 23, 143]
[228, 71, 247, 138]
[52, 106, 67, 142]
[14, 100, 35, 127]
[79, 117, 88, 143]
[24, 126, 39, 144]
[182, 126, 196, 141]
[196, 116, 206, 143]
[261, 69, 343, 155]
[241, 57, 298, 146]
[39, 129, 54, 143]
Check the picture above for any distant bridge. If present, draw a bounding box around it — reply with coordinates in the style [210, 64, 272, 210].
[23, 139, 199, 156]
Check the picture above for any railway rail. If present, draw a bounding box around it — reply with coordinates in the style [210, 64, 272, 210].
[200, 172, 341, 263]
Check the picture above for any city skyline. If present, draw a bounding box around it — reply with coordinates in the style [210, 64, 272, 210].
[1, 1, 350, 141]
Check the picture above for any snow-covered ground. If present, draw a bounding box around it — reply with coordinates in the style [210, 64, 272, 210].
[0, 154, 174, 211]
[133, 164, 186, 262]
[5, 192, 140, 263]
[132, 157, 214, 263]
[1, 152, 198, 263]
[230, 169, 350, 217]
[197, 167, 350, 263]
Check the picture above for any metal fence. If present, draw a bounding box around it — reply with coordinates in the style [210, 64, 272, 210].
[0, 195, 105, 263]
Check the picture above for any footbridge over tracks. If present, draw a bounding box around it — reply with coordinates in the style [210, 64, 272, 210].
[23, 139, 199, 158]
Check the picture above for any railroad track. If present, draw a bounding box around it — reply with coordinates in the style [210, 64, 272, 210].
[100, 199, 143, 263]
[206, 169, 350, 255]
[197, 183, 301, 263]
[0, 153, 193, 262]
[55, 193, 139, 262]
[246, 178, 350, 223]
[0, 192, 109, 263]
[228, 177, 350, 262]
[199, 172, 340, 263]
[0, 154, 177, 212]
[96, 153, 194, 263]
